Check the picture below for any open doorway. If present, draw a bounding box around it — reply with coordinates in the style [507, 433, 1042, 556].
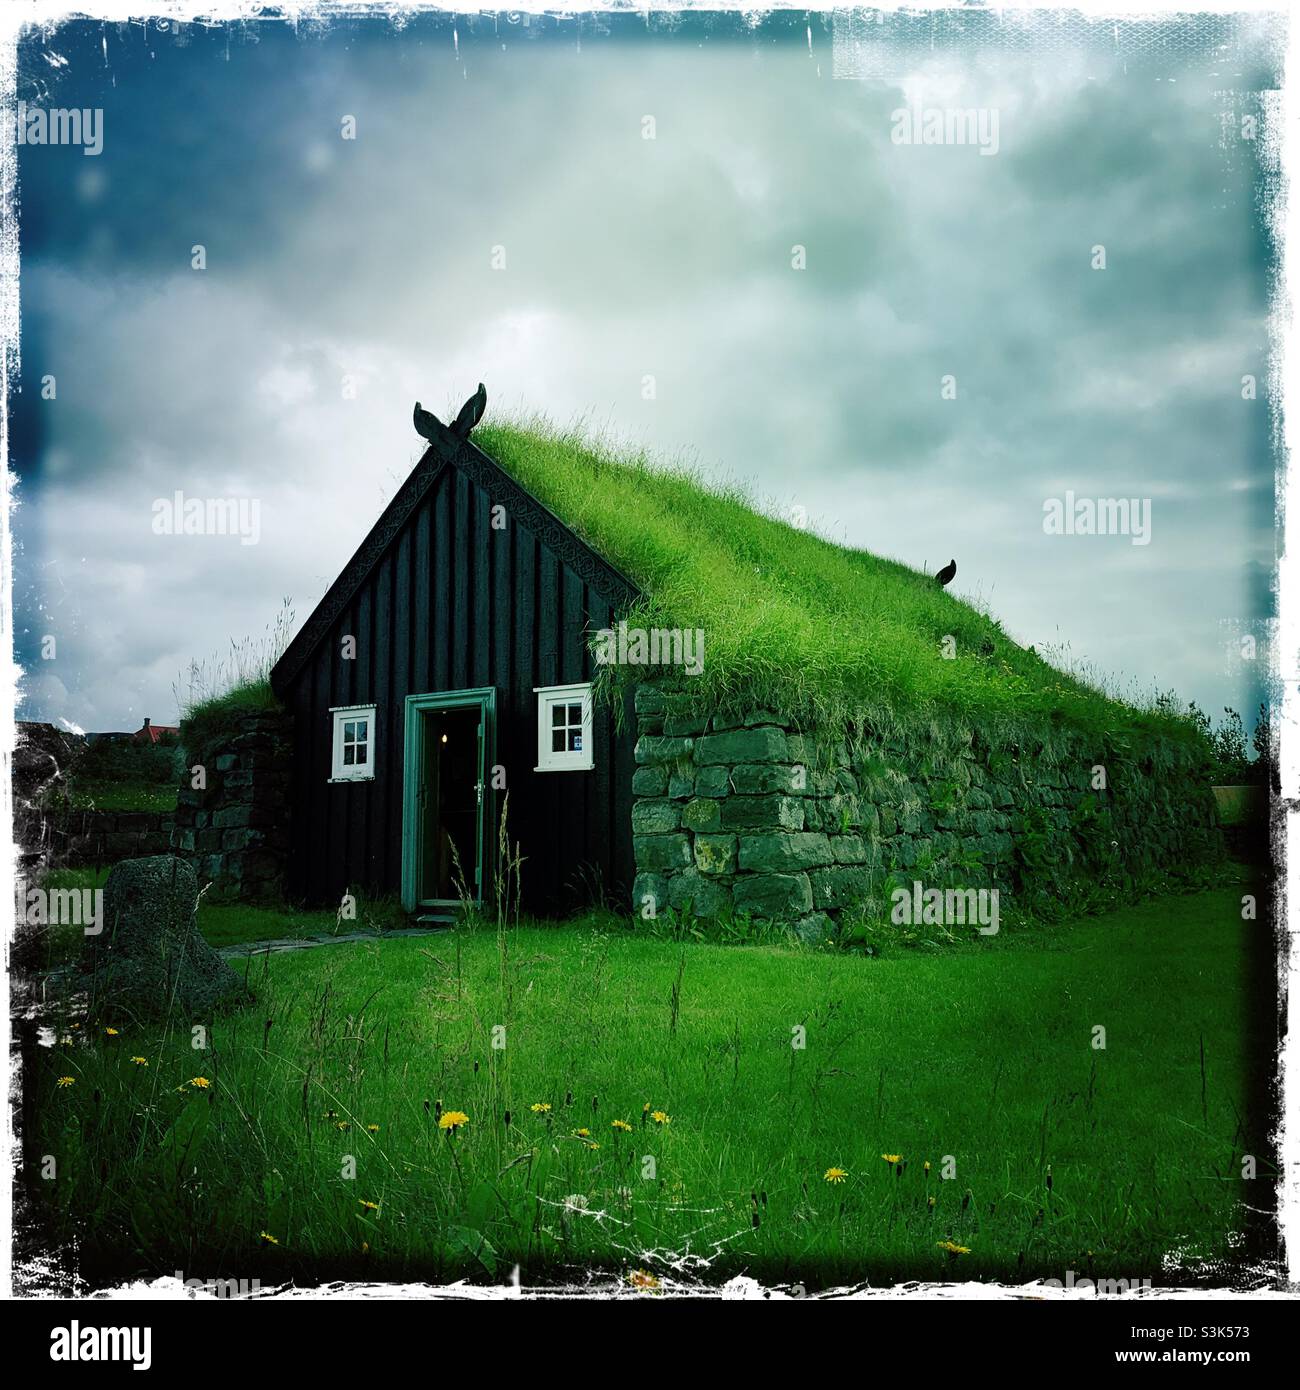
[402, 689, 495, 915]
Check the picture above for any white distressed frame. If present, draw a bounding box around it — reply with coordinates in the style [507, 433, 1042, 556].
[0, 0, 1293, 1307]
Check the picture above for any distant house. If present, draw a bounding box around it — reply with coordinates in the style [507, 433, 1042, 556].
[132, 718, 179, 745]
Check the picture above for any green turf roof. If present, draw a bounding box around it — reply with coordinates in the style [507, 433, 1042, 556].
[473, 418, 1181, 739]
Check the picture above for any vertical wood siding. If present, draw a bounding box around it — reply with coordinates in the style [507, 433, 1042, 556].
[282, 464, 634, 914]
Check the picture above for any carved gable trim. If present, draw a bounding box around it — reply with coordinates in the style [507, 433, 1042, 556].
[270, 438, 640, 696]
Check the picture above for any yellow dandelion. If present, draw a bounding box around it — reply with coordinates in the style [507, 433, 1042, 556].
[189, 1077, 211, 1089]
[575, 1128, 590, 1138]
[585, 1141, 600, 1151]
[611, 1119, 632, 1132]
[104, 1027, 119, 1036]
[937, 1240, 970, 1255]
[55, 1076, 75, 1088]
[651, 1110, 671, 1126]
[924, 1161, 931, 1173]
[881, 1153, 901, 1164]
[439, 1110, 469, 1131]
[642, 1102, 651, 1113]
[358, 1199, 380, 1212]
[259, 1231, 279, 1245]
[130, 1056, 148, 1066]
[824, 1167, 848, 1184]
[530, 1102, 551, 1114]
[928, 1196, 936, 1208]
[336, 1121, 350, 1130]
[366, 1124, 380, 1133]
[628, 1269, 660, 1290]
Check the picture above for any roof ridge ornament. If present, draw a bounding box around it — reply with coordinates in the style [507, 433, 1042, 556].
[413, 382, 487, 445]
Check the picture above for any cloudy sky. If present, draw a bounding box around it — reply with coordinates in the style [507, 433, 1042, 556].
[12, 9, 1280, 733]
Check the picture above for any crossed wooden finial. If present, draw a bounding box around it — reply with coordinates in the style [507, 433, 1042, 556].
[413, 383, 487, 443]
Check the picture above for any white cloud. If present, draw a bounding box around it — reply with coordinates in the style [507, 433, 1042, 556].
[13, 19, 1274, 732]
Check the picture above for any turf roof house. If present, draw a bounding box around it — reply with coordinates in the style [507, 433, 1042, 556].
[269, 387, 1222, 929]
[269, 389, 642, 918]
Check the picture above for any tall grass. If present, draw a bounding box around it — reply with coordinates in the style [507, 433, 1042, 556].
[174, 598, 295, 753]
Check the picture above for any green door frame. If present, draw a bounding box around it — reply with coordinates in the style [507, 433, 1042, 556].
[401, 687, 496, 913]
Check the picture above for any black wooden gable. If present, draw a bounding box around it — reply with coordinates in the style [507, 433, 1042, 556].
[272, 394, 644, 913]
[271, 426, 641, 699]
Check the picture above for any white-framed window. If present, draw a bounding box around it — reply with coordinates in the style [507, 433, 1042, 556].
[330, 704, 376, 782]
[535, 683, 593, 772]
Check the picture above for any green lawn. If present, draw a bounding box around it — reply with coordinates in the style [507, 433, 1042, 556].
[64, 780, 177, 813]
[29, 887, 1270, 1290]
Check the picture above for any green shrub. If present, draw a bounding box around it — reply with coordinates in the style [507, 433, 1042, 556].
[76, 734, 179, 785]
[62, 736, 181, 810]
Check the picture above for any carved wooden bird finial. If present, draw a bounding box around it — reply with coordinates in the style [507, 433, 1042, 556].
[413, 383, 488, 443]
[413, 401, 445, 440]
[451, 382, 487, 438]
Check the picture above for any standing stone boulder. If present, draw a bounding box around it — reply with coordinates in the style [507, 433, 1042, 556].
[84, 856, 252, 1020]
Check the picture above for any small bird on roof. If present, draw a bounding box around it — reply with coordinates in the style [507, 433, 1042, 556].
[936, 558, 957, 588]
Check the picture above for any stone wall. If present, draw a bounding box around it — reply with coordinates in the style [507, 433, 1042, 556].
[61, 809, 175, 866]
[630, 687, 1223, 939]
[170, 710, 293, 900]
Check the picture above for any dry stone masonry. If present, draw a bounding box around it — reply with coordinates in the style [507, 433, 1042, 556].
[62, 809, 174, 865]
[171, 710, 293, 900]
[630, 686, 1222, 941]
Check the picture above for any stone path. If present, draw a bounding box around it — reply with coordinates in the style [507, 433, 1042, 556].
[219, 926, 451, 959]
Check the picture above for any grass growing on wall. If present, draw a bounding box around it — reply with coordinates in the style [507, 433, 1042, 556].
[30, 887, 1264, 1289]
[178, 680, 282, 757]
[175, 599, 294, 755]
[475, 419, 1200, 745]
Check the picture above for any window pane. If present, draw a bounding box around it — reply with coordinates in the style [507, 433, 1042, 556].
[356, 721, 368, 741]
[552, 729, 565, 753]
[551, 704, 566, 728]
[355, 743, 367, 765]
[569, 730, 583, 752]
[567, 703, 583, 726]
[343, 745, 355, 765]
[344, 721, 356, 741]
